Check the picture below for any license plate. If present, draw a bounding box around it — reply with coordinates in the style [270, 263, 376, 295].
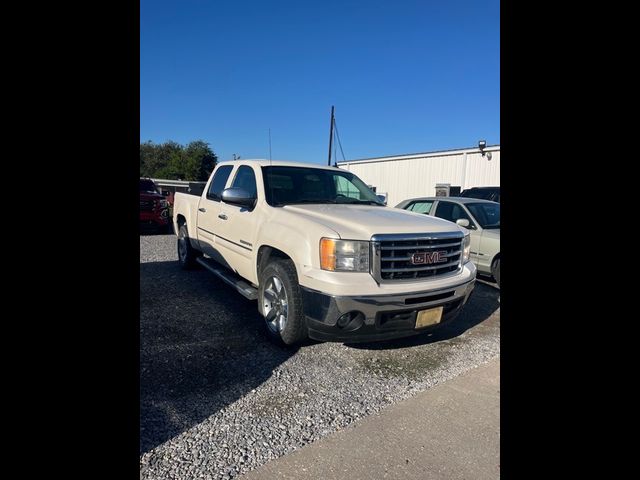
[415, 306, 444, 329]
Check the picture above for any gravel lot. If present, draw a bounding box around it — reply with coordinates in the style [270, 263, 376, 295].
[140, 233, 500, 480]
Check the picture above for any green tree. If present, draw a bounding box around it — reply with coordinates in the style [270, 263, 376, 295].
[184, 140, 217, 181]
[140, 140, 217, 180]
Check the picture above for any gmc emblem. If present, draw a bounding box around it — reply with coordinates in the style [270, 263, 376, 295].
[411, 251, 447, 265]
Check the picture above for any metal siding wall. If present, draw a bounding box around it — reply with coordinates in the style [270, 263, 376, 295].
[345, 149, 499, 207]
[463, 151, 500, 187]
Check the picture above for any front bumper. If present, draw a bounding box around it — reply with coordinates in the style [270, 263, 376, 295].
[301, 278, 475, 342]
[139, 209, 169, 226]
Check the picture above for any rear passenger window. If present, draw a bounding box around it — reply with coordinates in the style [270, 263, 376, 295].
[207, 165, 233, 201]
[231, 166, 257, 198]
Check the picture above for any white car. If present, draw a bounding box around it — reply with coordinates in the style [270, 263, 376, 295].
[396, 197, 500, 286]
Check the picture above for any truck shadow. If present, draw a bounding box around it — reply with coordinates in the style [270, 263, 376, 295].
[140, 261, 297, 455]
[139, 223, 173, 236]
[343, 282, 500, 350]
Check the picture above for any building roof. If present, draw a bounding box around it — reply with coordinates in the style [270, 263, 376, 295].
[337, 144, 500, 165]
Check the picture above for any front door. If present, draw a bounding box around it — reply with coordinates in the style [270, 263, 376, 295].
[214, 165, 259, 283]
[433, 200, 481, 267]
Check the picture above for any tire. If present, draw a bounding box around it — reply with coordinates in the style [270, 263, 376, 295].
[177, 224, 201, 269]
[492, 257, 500, 288]
[258, 259, 308, 346]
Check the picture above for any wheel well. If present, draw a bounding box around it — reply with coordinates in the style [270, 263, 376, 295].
[176, 214, 186, 227]
[257, 246, 292, 277]
[491, 253, 500, 270]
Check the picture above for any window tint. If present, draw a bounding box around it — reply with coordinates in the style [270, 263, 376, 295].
[435, 201, 473, 226]
[207, 165, 233, 201]
[334, 176, 362, 199]
[407, 201, 433, 214]
[231, 166, 257, 198]
[262, 166, 383, 206]
[467, 203, 500, 228]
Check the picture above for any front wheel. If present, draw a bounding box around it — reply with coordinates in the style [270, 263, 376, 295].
[258, 259, 308, 346]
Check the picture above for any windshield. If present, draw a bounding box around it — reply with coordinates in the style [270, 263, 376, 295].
[466, 202, 500, 229]
[139, 179, 159, 194]
[262, 166, 384, 206]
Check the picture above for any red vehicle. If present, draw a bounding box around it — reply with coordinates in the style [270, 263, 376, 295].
[140, 178, 170, 230]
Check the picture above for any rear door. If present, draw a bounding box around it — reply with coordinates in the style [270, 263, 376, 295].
[196, 164, 234, 257]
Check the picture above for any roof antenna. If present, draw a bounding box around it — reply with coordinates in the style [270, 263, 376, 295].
[327, 105, 335, 166]
[268, 128, 275, 205]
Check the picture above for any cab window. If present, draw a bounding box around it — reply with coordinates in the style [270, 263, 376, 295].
[207, 165, 234, 201]
[231, 165, 257, 198]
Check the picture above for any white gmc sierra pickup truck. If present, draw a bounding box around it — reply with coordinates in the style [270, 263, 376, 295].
[173, 160, 476, 345]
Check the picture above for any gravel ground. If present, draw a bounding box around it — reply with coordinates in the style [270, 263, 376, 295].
[140, 234, 500, 480]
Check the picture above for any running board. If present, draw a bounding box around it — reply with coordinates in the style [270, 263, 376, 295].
[195, 257, 258, 300]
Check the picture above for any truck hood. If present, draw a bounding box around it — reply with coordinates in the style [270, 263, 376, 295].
[281, 204, 465, 239]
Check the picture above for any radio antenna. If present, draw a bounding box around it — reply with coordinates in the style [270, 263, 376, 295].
[268, 128, 275, 205]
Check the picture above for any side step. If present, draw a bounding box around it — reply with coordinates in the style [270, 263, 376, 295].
[195, 257, 258, 300]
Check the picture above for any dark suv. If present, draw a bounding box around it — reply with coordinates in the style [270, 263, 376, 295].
[460, 186, 500, 203]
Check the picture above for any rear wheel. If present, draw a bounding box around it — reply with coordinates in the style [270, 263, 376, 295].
[259, 259, 307, 346]
[177, 224, 201, 269]
[492, 257, 500, 288]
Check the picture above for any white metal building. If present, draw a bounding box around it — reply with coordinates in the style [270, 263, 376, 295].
[337, 144, 500, 207]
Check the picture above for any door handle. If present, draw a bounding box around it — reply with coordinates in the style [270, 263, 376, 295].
[218, 213, 228, 220]
[198, 208, 206, 212]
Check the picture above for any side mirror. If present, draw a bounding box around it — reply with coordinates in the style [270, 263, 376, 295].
[456, 218, 470, 228]
[376, 194, 387, 205]
[221, 187, 256, 209]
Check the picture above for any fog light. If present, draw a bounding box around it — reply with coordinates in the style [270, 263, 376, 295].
[337, 313, 352, 328]
[336, 311, 365, 330]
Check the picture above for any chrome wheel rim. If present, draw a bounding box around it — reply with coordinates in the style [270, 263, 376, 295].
[262, 275, 288, 333]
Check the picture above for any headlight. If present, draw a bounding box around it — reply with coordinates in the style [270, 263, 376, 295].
[462, 234, 471, 264]
[158, 200, 168, 208]
[320, 238, 370, 272]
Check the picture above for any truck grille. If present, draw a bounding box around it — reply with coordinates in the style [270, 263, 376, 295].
[371, 232, 464, 282]
[140, 199, 155, 212]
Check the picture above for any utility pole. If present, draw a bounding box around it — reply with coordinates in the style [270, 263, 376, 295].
[327, 105, 335, 166]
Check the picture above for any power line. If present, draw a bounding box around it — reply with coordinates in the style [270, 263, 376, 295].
[333, 118, 346, 161]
